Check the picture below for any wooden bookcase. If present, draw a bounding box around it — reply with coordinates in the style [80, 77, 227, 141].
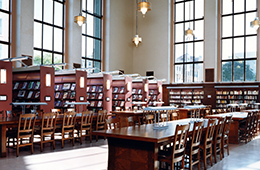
[148, 80, 163, 106]
[112, 76, 132, 111]
[55, 70, 87, 113]
[87, 74, 112, 114]
[12, 66, 55, 113]
[132, 79, 149, 110]
[0, 61, 12, 116]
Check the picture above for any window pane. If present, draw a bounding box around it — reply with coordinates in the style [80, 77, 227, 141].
[43, 52, 52, 65]
[234, 0, 244, 13]
[94, 61, 101, 72]
[0, 0, 9, 11]
[246, 12, 257, 35]
[43, 25, 53, 51]
[195, 0, 204, 19]
[246, 0, 256, 11]
[194, 63, 203, 82]
[185, 1, 193, 21]
[175, 44, 183, 63]
[0, 43, 8, 59]
[222, 62, 232, 81]
[44, 0, 53, 24]
[33, 50, 41, 65]
[184, 43, 193, 62]
[185, 64, 193, 83]
[82, 0, 86, 11]
[222, 0, 232, 15]
[34, 0, 42, 21]
[222, 16, 232, 37]
[54, 54, 62, 64]
[234, 14, 244, 36]
[54, 28, 62, 52]
[175, 3, 184, 22]
[87, 15, 101, 38]
[175, 65, 183, 83]
[82, 16, 86, 34]
[194, 42, 203, 61]
[87, 60, 93, 68]
[246, 36, 256, 58]
[245, 60, 256, 81]
[34, 22, 42, 48]
[222, 39, 232, 60]
[234, 37, 244, 59]
[175, 23, 183, 42]
[233, 61, 244, 81]
[194, 20, 204, 40]
[93, 39, 101, 60]
[82, 37, 85, 57]
[0, 12, 9, 42]
[81, 59, 86, 68]
[54, 1, 63, 27]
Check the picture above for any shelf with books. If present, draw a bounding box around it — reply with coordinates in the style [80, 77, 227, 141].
[87, 74, 112, 114]
[131, 79, 149, 110]
[55, 70, 87, 112]
[12, 66, 55, 113]
[148, 80, 163, 107]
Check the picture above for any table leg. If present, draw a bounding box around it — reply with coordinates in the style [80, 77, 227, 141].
[0, 125, 7, 157]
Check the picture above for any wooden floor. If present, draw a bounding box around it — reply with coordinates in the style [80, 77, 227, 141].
[0, 137, 260, 170]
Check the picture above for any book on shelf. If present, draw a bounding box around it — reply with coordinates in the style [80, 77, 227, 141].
[55, 92, 60, 99]
[98, 93, 103, 99]
[120, 101, 125, 107]
[138, 89, 142, 94]
[63, 83, 71, 90]
[87, 86, 90, 92]
[35, 91, 40, 98]
[27, 91, 34, 99]
[153, 95, 157, 100]
[138, 95, 142, 100]
[87, 93, 90, 99]
[70, 83, 76, 91]
[114, 94, 118, 100]
[91, 86, 96, 92]
[97, 101, 102, 107]
[27, 82, 34, 89]
[119, 87, 125, 93]
[133, 95, 137, 100]
[63, 92, 68, 99]
[34, 81, 40, 90]
[70, 92, 75, 99]
[114, 101, 119, 107]
[17, 90, 26, 97]
[98, 86, 103, 92]
[13, 82, 19, 90]
[90, 101, 96, 107]
[113, 87, 119, 93]
[91, 93, 96, 99]
[21, 82, 28, 89]
[132, 88, 137, 94]
[96, 86, 100, 92]
[148, 95, 151, 100]
[55, 85, 60, 91]
[150, 90, 154, 94]
[55, 101, 61, 107]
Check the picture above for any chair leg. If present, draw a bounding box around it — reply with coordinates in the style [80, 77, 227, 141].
[203, 149, 207, 170]
[214, 144, 217, 163]
[62, 139, 64, 148]
[227, 139, 230, 155]
[197, 151, 200, 170]
[219, 143, 222, 161]
[210, 147, 213, 167]
[96, 135, 98, 142]
[52, 134, 55, 150]
[16, 139, 19, 157]
[89, 132, 92, 143]
[41, 136, 43, 152]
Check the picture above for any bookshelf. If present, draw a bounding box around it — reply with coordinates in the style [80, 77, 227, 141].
[112, 76, 132, 111]
[0, 61, 12, 115]
[148, 80, 163, 106]
[132, 78, 149, 110]
[87, 74, 112, 114]
[55, 70, 87, 112]
[12, 66, 55, 113]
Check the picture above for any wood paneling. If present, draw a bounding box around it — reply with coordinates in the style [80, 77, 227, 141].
[205, 69, 214, 82]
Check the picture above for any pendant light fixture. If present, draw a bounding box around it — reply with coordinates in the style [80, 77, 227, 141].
[250, 17, 260, 31]
[185, 1, 195, 39]
[133, 0, 142, 47]
[137, 0, 151, 18]
[74, 0, 86, 27]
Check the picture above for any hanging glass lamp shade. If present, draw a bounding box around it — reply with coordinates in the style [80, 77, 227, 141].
[132, 35, 142, 47]
[137, 0, 151, 17]
[74, 14, 86, 27]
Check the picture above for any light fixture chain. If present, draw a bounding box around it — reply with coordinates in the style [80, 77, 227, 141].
[136, 0, 138, 35]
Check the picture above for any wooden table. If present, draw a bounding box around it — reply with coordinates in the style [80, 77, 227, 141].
[92, 118, 208, 170]
[110, 110, 144, 125]
[178, 106, 207, 119]
[205, 112, 248, 144]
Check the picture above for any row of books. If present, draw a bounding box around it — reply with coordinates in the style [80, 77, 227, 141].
[113, 87, 125, 93]
[13, 81, 40, 90]
[55, 91, 75, 99]
[17, 90, 40, 98]
[55, 100, 75, 107]
[87, 86, 103, 93]
[87, 93, 103, 99]
[55, 83, 76, 91]
[113, 101, 125, 107]
[88, 101, 103, 107]
[132, 89, 142, 94]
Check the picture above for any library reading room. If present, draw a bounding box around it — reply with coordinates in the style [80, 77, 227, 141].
[1, 0, 260, 170]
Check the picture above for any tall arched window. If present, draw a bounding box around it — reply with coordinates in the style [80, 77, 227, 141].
[81, 0, 103, 72]
[33, 0, 65, 68]
[221, 0, 257, 81]
[0, 0, 10, 59]
[174, 0, 204, 83]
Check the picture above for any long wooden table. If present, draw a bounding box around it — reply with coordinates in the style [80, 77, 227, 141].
[205, 112, 248, 144]
[92, 118, 208, 170]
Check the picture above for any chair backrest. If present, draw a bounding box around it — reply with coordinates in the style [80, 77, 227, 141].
[190, 121, 204, 150]
[223, 115, 232, 137]
[18, 113, 36, 134]
[215, 117, 226, 139]
[171, 123, 190, 162]
[204, 119, 217, 145]
[106, 118, 120, 130]
[41, 112, 57, 131]
[97, 110, 107, 124]
[171, 111, 179, 120]
[144, 114, 154, 124]
[245, 112, 252, 132]
[81, 111, 93, 126]
[62, 111, 77, 129]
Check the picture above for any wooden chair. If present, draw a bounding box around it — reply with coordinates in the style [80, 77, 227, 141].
[34, 112, 57, 152]
[96, 110, 107, 141]
[222, 115, 232, 157]
[213, 117, 225, 163]
[239, 112, 252, 143]
[252, 112, 259, 138]
[106, 118, 120, 130]
[16, 114, 36, 157]
[185, 121, 204, 170]
[75, 111, 93, 144]
[171, 111, 179, 120]
[55, 111, 77, 148]
[143, 114, 154, 124]
[199, 119, 217, 170]
[158, 123, 190, 170]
